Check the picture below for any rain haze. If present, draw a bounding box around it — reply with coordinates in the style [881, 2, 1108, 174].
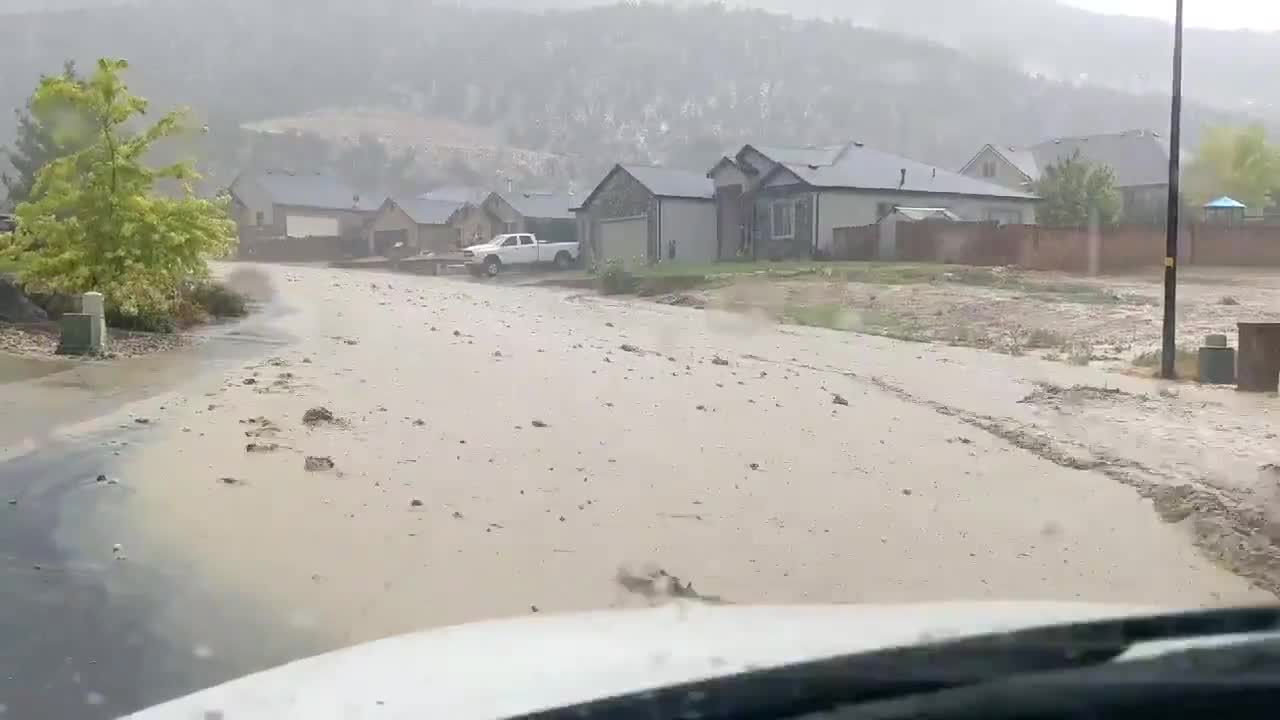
[3, 1, 1280, 718]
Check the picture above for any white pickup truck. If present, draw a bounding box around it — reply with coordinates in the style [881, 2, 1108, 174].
[463, 233, 579, 276]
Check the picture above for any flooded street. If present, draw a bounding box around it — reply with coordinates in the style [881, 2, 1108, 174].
[2, 263, 1274, 716]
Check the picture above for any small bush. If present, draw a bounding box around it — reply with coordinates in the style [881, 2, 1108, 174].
[189, 281, 249, 318]
[107, 305, 177, 333]
[1025, 327, 1067, 349]
[598, 259, 637, 295]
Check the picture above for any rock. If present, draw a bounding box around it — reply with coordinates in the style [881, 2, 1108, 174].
[493, 350, 503, 358]
[302, 407, 336, 426]
[343, 339, 359, 346]
[304, 456, 336, 472]
[530, 605, 540, 613]
[711, 356, 730, 366]
[242, 378, 257, 386]
[245, 442, 280, 453]
[832, 393, 849, 406]
[749, 463, 760, 471]
[410, 499, 424, 508]
[452, 510, 464, 519]
[134, 417, 151, 425]
[696, 404, 707, 411]
[948, 437, 974, 445]
[531, 420, 549, 428]
[412, 419, 426, 427]
[453, 330, 463, 337]
[219, 477, 241, 486]
[605, 322, 615, 328]
[0, 277, 48, 323]
[96, 474, 108, 483]
[620, 343, 642, 354]
[901, 488, 913, 496]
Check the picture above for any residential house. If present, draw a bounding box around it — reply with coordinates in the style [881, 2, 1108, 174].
[229, 169, 380, 242]
[451, 190, 578, 248]
[366, 197, 465, 256]
[574, 165, 716, 266]
[711, 142, 1037, 260]
[958, 130, 1170, 223]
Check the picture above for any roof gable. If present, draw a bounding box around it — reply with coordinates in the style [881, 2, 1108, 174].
[494, 191, 576, 220]
[1029, 130, 1169, 187]
[755, 141, 1037, 200]
[389, 197, 465, 225]
[620, 165, 714, 200]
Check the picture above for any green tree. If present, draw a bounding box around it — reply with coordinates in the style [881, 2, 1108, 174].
[1033, 151, 1122, 227]
[4, 58, 236, 315]
[1184, 125, 1280, 211]
[1, 61, 94, 208]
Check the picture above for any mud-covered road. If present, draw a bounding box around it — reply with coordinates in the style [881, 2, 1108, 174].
[3, 263, 1274, 716]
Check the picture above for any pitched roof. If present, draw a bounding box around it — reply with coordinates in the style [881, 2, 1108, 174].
[243, 170, 381, 211]
[759, 142, 1036, 200]
[620, 165, 715, 200]
[391, 197, 465, 225]
[747, 144, 848, 167]
[1027, 130, 1170, 187]
[494, 191, 576, 220]
[1205, 196, 1246, 209]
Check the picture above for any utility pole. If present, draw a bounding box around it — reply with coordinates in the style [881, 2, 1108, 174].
[1161, 0, 1185, 379]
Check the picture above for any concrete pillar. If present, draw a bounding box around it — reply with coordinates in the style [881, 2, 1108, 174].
[81, 291, 107, 353]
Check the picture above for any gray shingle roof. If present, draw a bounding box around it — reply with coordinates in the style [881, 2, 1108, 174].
[495, 191, 576, 220]
[621, 165, 715, 200]
[248, 170, 381, 211]
[768, 143, 1037, 200]
[393, 197, 464, 225]
[421, 185, 489, 204]
[1028, 130, 1169, 188]
[748, 144, 848, 167]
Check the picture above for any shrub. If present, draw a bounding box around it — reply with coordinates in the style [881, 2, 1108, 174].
[189, 280, 249, 318]
[598, 259, 637, 295]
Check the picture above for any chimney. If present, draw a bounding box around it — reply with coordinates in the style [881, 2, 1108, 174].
[506, 177, 514, 193]
[899, 168, 907, 188]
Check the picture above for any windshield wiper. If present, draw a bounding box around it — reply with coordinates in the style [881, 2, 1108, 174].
[513, 606, 1280, 720]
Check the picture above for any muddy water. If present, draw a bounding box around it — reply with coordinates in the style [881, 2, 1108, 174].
[104, 264, 1268, 667]
[0, 290, 313, 719]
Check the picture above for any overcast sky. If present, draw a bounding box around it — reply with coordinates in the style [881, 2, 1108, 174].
[1063, 0, 1280, 31]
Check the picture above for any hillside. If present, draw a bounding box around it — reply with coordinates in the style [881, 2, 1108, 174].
[0, 0, 1266, 199]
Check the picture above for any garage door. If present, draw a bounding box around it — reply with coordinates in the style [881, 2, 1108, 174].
[599, 217, 648, 266]
[285, 214, 340, 238]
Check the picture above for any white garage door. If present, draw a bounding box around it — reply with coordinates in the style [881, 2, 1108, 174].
[599, 217, 648, 266]
[285, 214, 340, 238]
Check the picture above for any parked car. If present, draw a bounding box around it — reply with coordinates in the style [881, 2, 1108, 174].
[463, 232, 578, 276]
[0, 214, 15, 234]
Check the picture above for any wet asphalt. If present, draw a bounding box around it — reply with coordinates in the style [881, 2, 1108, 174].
[0, 293, 324, 719]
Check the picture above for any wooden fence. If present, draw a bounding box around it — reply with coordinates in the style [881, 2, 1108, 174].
[831, 221, 1280, 273]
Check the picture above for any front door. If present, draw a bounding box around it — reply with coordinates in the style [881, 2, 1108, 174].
[716, 185, 744, 260]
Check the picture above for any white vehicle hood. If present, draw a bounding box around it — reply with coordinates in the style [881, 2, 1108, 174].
[464, 243, 499, 253]
[129, 601, 1160, 720]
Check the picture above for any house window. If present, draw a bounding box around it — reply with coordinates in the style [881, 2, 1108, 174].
[255, 210, 265, 226]
[981, 161, 997, 178]
[770, 200, 794, 239]
[876, 202, 894, 221]
[985, 208, 1022, 225]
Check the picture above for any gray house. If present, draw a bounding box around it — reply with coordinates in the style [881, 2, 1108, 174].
[575, 165, 716, 266]
[959, 130, 1170, 223]
[366, 197, 465, 256]
[228, 169, 380, 242]
[711, 143, 1037, 260]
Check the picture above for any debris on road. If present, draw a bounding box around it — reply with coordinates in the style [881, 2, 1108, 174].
[245, 442, 280, 453]
[410, 499, 424, 508]
[452, 511, 464, 519]
[531, 419, 549, 428]
[303, 406, 337, 426]
[219, 477, 242, 486]
[832, 393, 849, 406]
[304, 456, 336, 472]
[711, 356, 730, 366]
[615, 566, 724, 604]
[620, 343, 642, 354]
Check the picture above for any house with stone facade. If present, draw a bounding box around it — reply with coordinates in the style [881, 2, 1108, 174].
[709, 143, 1037, 260]
[573, 165, 716, 266]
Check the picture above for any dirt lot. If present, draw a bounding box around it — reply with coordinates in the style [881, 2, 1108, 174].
[606, 263, 1280, 376]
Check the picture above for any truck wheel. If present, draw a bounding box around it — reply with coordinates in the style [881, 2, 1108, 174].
[484, 256, 502, 277]
[554, 251, 573, 270]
